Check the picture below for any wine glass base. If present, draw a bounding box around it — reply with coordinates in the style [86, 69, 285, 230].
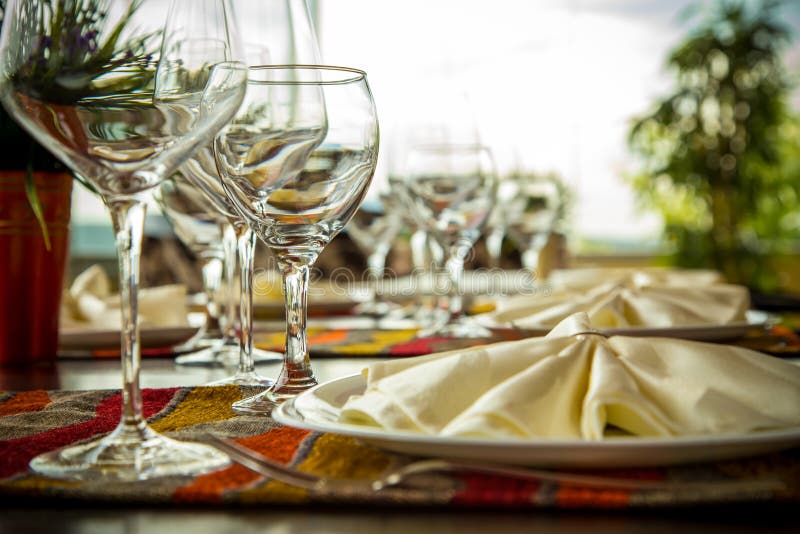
[207, 371, 274, 388]
[231, 391, 277, 415]
[176, 345, 282, 367]
[29, 424, 230, 482]
[232, 375, 318, 415]
[353, 299, 404, 318]
[175, 344, 237, 366]
[416, 316, 494, 339]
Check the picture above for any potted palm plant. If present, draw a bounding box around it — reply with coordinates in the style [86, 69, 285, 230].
[0, 1, 74, 367]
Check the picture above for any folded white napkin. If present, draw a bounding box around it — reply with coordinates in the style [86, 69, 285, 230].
[60, 265, 189, 330]
[546, 267, 726, 291]
[485, 275, 749, 329]
[339, 314, 800, 440]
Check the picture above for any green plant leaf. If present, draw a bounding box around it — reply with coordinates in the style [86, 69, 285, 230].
[23, 162, 51, 251]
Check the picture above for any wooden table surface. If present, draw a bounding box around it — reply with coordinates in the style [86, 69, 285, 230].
[1, 357, 796, 534]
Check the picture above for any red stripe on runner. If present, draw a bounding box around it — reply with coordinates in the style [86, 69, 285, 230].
[451, 473, 541, 507]
[0, 387, 180, 478]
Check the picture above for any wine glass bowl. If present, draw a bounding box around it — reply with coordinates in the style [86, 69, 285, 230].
[156, 176, 227, 257]
[215, 65, 379, 412]
[0, 0, 246, 480]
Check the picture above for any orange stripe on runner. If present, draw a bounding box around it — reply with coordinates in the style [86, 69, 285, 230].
[0, 390, 51, 417]
[172, 426, 311, 503]
[306, 330, 349, 345]
[555, 486, 630, 508]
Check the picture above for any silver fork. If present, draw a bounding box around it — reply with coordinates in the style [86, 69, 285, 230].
[204, 433, 786, 495]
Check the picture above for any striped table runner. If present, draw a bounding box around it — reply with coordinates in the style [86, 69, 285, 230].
[1, 386, 798, 508]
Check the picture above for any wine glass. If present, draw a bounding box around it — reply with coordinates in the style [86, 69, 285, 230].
[383, 174, 447, 324]
[404, 144, 498, 338]
[215, 65, 379, 412]
[345, 193, 403, 318]
[388, 90, 482, 323]
[153, 176, 240, 365]
[158, 157, 284, 376]
[0, 0, 247, 480]
[485, 172, 522, 270]
[505, 173, 564, 275]
[166, 0, 322, 382]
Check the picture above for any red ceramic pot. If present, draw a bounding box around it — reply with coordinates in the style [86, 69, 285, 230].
[0, 172, 72, 367]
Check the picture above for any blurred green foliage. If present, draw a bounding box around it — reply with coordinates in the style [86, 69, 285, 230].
[628, 0, 800, 291]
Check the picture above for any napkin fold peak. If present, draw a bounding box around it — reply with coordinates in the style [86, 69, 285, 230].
[488, 279, 750, 330]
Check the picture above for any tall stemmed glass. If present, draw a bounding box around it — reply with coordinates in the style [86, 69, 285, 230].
[167, 0, 322, 382]
[485, 173, 522, 270]
[0, 0, 247, 480]
[505, 173, 564, 274]
[346, 194, 403, 318]
[153, 175, 238, 363]
[216, 65, 379, 412]
[404, 144, 497, 338]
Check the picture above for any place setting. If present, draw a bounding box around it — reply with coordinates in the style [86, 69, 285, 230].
[0, 0, 799, 524]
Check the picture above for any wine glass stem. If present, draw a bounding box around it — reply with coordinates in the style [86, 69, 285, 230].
[521, 248, 540, 273]
[235, 223, 256, 375]
[486, 227, 505, 270]
[409, 229, 428, 271]
[445, 243, 468, 321]
[221, 222, 238, 344]
[108, 197, 147, 428]
[199, 255, 223, 335]
[272, 260, 316, 396]
[366, 246, 389, 304]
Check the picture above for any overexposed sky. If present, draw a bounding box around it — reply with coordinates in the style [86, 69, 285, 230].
[314, 0, 800, 243]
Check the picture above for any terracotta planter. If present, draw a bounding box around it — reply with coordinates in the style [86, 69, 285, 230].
[0, 171, 72, 367]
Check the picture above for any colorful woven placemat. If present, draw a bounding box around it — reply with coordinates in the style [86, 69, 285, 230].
[253, 325, 800, 358]
[1, 386, 798, 508]
[254, 327, 526, 357]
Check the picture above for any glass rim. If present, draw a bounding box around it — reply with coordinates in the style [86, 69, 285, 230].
[245, 64, 367, 85]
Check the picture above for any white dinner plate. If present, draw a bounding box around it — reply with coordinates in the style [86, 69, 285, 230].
[59, 325, 199, 351]
[272, 373, 800, 468]
[476, 310, 771, 342]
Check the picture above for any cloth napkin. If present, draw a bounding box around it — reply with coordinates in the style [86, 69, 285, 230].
[339, 313, 800, 440]
[60, 265, 189, 330]
[485, 273, 750, 329]
[545, 267, 726, 291]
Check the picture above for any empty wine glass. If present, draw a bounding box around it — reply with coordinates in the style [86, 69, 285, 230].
[505, 173, 563, 275]
[345, 193, 403, 318]
[166, 0, 322, 382]
[0, 0, 247, 480]
[485, 173, 522, 270]
[383, 174, 447, 324]
[215, 65, 379, 412]
[153, 175, 241, 365]
[404, 144, 498, 338]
